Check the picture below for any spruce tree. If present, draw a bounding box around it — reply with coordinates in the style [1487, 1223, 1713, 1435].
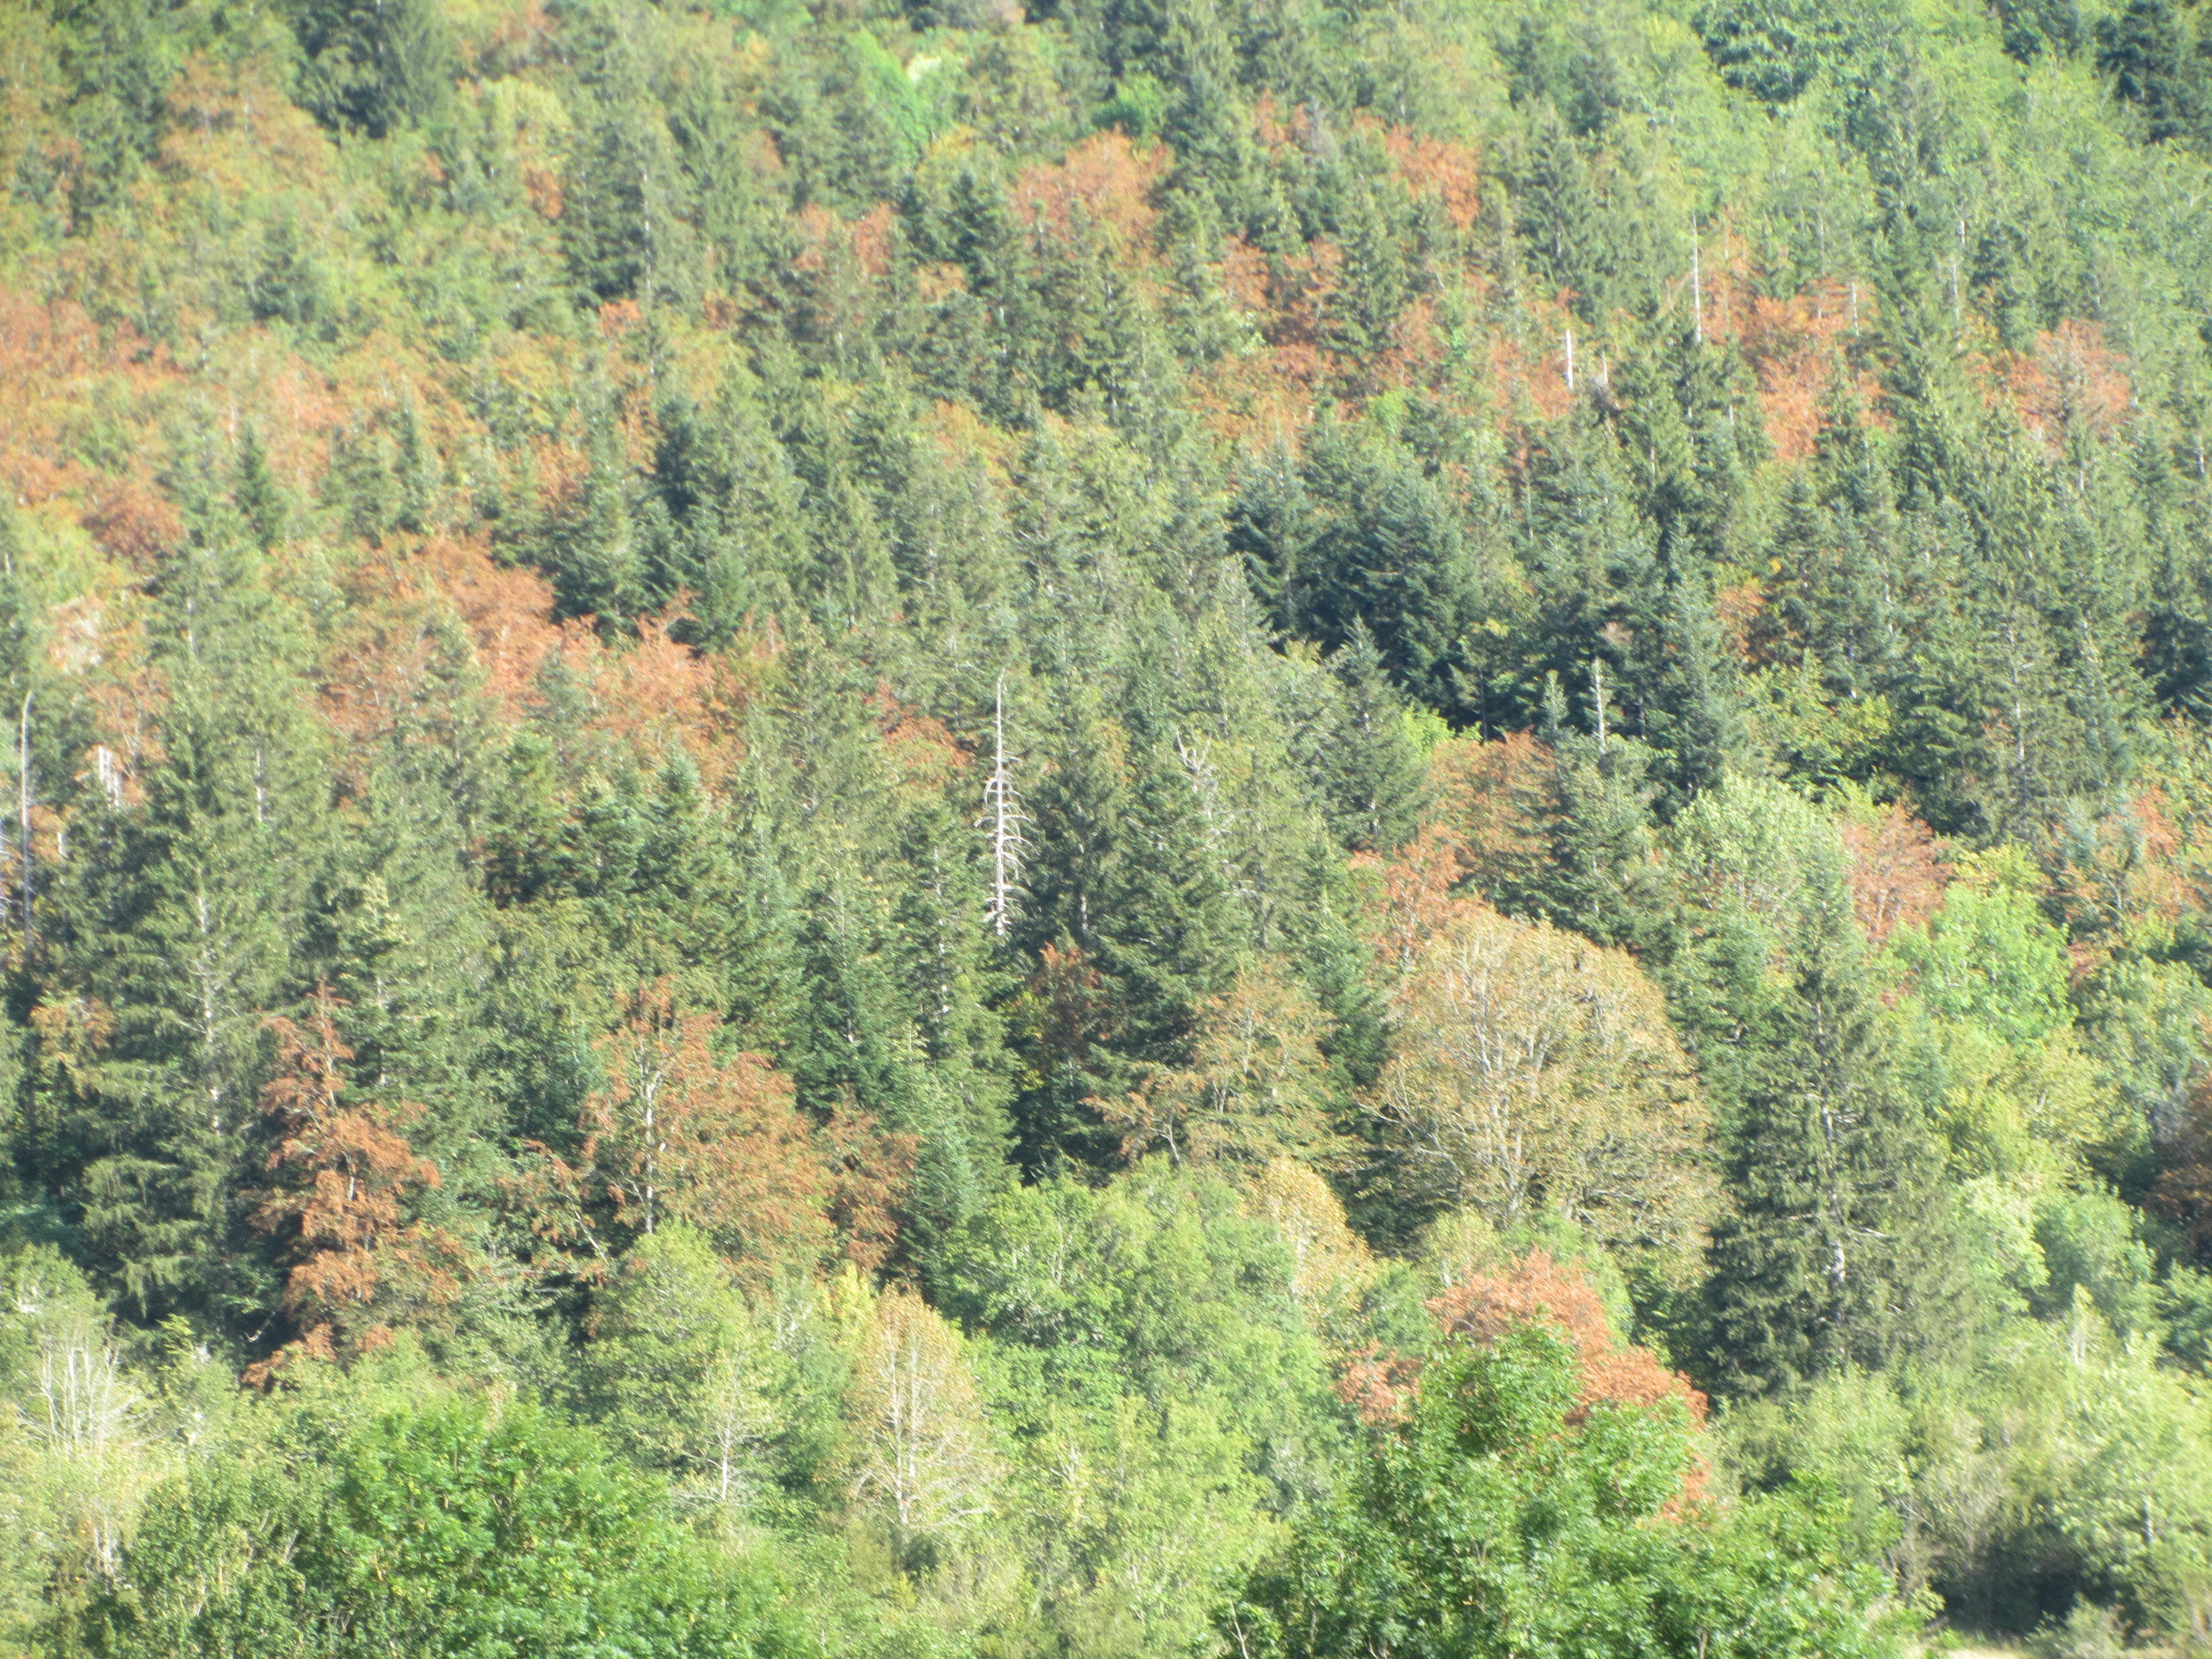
[1227, 443, 1319, 641]
[1515, 106, 1608, 313]
[231, 426, 288, 555]
[49, 514, 329, 1329]
[2138, 423, 2212, 714]
[1103, 722, 1244, 1064]
[889, 800, 1016, 1277]
[1670, 780, 1970, 1390]
[1532, 675, 1673, 955]
[2096, 0, 2211, 144]
[1699, 904, 1966, 1391]
[1316, 622, 1428, 852]
[290, 0, 458, 138]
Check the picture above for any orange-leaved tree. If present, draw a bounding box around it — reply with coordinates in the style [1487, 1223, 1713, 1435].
[1840, 801, 1950, 948]
[1338, 1251, 1705, 1473]
[525, 979, 837, 1284]
[821, 1100, 920, 1277]
[253, 984, 455, 1369]
[1428, 1251, 1707, 1428]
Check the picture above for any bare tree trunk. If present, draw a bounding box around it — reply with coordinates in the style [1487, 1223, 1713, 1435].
[983, 675, 1027, 940]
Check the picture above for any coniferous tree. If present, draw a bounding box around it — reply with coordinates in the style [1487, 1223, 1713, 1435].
[1316, 623, 1428, 852]
[1646, 577, 1750, 813]
[888, 800, 1016, 1275]
[542, 392, 646, 628]
[1698, 908, 1968, 1391]
[49, 516, 329, 1329]
[231, 426, 288, 555]
[2096, 0, 2210, 144]
[290, 0, 458, 138]
[1228, 443, 1320, 642]
[1104, 722, 1245, 1062]
[1528, 675, 1673, 954]
[1669, 780, 1970, 1389]
[19, 0, 2212, 1640]
[2139, 425, 2212, 713]
[1516, 107, 1608, 313]
[315, 748, 499, 1212]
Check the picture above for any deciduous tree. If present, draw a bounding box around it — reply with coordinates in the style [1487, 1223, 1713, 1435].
[1366, 901, 1717, 1287]
[846, 1287, 999, 1558]
[524, 979, 832, 1283]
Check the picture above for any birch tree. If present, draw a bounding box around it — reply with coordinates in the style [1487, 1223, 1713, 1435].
[847, 1287, 999, 1557]
[1, 1246, 166, 1604]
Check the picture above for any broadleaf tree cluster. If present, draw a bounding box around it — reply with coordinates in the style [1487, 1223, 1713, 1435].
[4, 0, 2212, 1649]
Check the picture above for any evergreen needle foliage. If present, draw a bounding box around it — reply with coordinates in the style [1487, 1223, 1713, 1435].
[7, 0, 2212, 1650]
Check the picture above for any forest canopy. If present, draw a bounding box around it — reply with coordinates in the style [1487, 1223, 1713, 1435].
[7, 0, 2212, 1650]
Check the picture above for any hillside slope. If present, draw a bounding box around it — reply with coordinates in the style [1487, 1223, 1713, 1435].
[6, 0, 2212, 1651]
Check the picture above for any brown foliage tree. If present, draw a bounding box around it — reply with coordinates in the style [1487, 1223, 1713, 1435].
[2152, 1066, 2212, 1263]
[822, 1103, 920, 1276]
[1337, 1251, 1706, 1494]
[1423, 729, 1563, 914]
[253, 985, 456, 1369]
[524, 979, 834, 1285]
[1360, 823, 1465, 984]
[1428, 1251, 1707, 1423]
[1840, 801, 1950, 948]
